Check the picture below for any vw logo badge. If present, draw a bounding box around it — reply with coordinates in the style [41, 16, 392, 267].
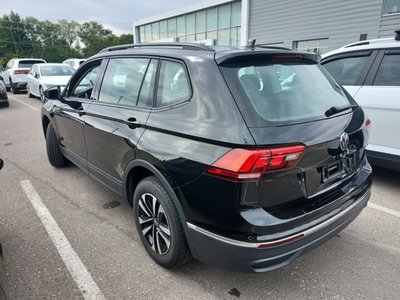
[339, 132, 349, 151]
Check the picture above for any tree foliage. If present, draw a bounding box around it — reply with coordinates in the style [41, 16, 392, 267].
[0, 12, 133, 67]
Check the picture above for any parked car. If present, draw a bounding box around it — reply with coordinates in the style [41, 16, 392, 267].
[0, 81, 8, 107]
[62, 58, 86, 70]
[2, 58, 46, 94]
[27, 63, 75, 99]
[41, 42, 372, 272]
[321, 30, 400, 171]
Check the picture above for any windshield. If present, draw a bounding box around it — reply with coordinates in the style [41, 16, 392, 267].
[220, 60, 356, 127]
[40, 65, 75, 76]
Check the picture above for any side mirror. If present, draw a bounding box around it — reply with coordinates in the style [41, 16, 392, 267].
[0, 159, 3, 170]
[34, 73, 39, 79]
[43, 86, 61, 101]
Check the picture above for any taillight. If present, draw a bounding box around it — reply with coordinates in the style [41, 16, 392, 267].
[13, 69, 29, 75]
[365, 118, 372, 141]
[206, 145, 305, 181]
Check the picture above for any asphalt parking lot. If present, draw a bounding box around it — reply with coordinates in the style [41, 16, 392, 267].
[0, 92, 399, 299]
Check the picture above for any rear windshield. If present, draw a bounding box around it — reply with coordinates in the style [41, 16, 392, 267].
[18, 60, 45, 68]
[220, 60, 356, 127]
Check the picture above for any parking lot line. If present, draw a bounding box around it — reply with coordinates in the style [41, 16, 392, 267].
[8, 95, 39, 111]
[20, 179, 107, 300]
[368, 202, 400, 219]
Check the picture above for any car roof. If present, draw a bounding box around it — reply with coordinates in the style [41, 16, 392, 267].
[90, 42, 320, 64]
[14, 58, 46, 61]
[36, 63, 72, 67]
[322, 35, 400, 59]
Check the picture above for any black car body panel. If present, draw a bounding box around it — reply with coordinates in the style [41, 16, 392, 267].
[41, 43, 372, 272]
[0, 81, 8, 107]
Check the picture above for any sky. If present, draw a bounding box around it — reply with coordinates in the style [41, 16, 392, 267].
[0, 0, 203, 35]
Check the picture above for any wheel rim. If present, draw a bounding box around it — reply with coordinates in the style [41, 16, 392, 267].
[137, 193, 171, 255]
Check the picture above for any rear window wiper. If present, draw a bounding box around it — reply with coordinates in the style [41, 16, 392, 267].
[325, 104, 358, 117]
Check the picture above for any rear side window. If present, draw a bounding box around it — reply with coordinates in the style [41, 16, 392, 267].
[220, 59, 355, 126]
[156, 60, 191, 107]
[98, 58, 153, 107]
[373, 53, 400, 86]
[322, 55, 370, 85]
[18, 60, 45, 68]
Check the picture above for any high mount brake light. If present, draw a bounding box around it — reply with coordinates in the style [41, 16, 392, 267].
[271, 54, 303, 60]
[206, 145, 305, 181]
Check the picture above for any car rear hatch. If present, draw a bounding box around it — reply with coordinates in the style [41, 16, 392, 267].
[14, 60, 46, 77]
[216, 50, 371, 232]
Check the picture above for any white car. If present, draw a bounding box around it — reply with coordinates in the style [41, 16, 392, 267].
[3, 58, 46, 94]
[26, 63, 75, 99]
[321, 30, 400, 171]
[62, 58, 86, 70]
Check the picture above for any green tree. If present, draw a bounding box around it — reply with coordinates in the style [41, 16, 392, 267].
[0, 13, 132, 67]
[78, 21, 115, 57]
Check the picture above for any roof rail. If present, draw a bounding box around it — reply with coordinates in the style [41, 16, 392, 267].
[99, 42, 215, 53]
[344, 41, 370, 48]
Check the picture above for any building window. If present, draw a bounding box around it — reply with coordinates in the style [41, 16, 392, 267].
[383, 0, 400, 14]
[138, 1, 241, 46]
[293, 38, 328, 54]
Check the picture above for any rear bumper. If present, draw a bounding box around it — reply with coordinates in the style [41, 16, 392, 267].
[12, 81, 27, 90]
[185, 187, 370, 272]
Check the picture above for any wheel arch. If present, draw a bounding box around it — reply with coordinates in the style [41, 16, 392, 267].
[123, 159, 188, 227]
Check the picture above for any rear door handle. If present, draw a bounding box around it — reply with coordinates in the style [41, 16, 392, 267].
[125, 117, 141, 129]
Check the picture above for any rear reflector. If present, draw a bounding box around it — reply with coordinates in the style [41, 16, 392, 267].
[13, 69, 29, 75]
[206, 145, 305, 181]
[258, 233, 304, 248]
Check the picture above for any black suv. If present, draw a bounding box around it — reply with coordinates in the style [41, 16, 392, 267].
[41, 43, 372, 272]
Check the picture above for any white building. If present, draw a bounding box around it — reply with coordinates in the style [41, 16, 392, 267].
[133, 0, 400, 53]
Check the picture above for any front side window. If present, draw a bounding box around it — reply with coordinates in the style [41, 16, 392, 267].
[220, 59, 355, 126]
[69, 63, 101, 99]
[156, 60, 191, 107]
[383, 0, 400, 14]
[322, 54, 371, 85]
[374, 53, 400, 86]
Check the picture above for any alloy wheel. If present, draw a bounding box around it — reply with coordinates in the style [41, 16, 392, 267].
[137, 193, 171, 255]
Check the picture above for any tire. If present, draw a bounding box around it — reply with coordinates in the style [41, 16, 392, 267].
[39, 86, 44, 98]
[10, 79, 18, 94]
[27, 85, 34, 98]
[46, 124, 67, 168]
[133, 176, 192, 268]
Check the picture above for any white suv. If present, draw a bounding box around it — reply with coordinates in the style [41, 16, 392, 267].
[3, 58, 46, 94]
[321, 30, 400, 171]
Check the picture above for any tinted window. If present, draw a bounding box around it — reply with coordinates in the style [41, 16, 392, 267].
[98, 58, 150, 106]
[18, 60, 45, 68]
[221, 60, 354, 126]
[373, 54, 400, 86]
[323, 55, 370, 85]
[156, 60, 190, 107]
